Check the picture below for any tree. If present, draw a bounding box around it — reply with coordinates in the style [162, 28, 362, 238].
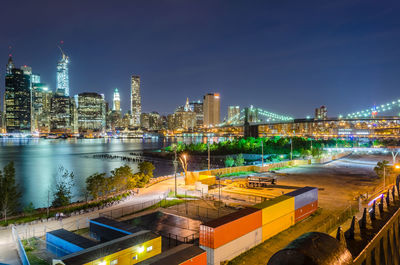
[23, 202, 35, 216]
[135, 172, 150, 188]
[374, 160, 392, 179]
[0, 162, 21, 222]
[235, 154, 245, 166]
[225, 156, 235, 167]
[311, 147, 323, 158]
[86, 173, 107, 200]
[139, 162, 155, 178]
[111, 165, 134, 193]
[52, 167, 75, 208]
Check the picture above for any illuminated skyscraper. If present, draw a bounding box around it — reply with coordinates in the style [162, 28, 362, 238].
[113, 88, 121, 111]
[203, 93, 220, 127]
[5, 68, 31, 133]
[6, 55, 14, 75]
[56, 48, 70, 96]
[130, 75, 141, 126]
[77, 92, 106, 133]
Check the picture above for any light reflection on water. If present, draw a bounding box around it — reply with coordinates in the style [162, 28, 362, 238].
[0, 137, 216, 208]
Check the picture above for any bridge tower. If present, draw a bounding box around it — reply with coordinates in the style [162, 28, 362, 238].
[244, 107, 259, 138]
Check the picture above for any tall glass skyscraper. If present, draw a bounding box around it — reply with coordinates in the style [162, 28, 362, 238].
[56, 48, 70, 96]
[5, 67, 31, 133]
[130, 75, 141, 126]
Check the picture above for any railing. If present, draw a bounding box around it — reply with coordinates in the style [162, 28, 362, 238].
[11, 226, 30, 265]
[353, 204, 400, 265]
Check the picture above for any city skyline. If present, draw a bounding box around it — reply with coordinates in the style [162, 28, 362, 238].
[2, 1, 400, 118]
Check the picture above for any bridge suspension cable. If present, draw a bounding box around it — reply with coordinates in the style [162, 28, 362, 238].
[345, 99, 400, 118]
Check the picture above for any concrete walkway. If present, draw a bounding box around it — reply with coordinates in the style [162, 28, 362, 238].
[0, 175, 185, 264]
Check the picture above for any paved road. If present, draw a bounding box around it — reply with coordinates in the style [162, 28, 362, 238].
[0, 175, 185, 265]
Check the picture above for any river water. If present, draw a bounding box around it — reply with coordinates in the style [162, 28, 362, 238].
[0, 137, 207, 208]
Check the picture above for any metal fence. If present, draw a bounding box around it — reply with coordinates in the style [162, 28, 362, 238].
[314, 204, 358, 234]
[11, 226, 30, 265]
[167, 201, 234, 221]
[99, 193, 168, 219]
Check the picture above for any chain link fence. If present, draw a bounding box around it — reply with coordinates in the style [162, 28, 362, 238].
[99, 193, 168, 219]
[314, 204, 358, 234]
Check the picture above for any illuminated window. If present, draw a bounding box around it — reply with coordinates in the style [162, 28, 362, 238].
[111, 260, 118, 265]
[147, 246, 153, 252]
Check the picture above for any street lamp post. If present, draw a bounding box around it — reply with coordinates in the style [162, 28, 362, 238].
[173, 149, 178, 196]
[261, 138, 264, 167]
[207, 139, 210, 170]
[383, 165, 386, 191]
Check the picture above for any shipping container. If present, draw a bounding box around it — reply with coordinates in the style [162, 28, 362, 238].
[59, 231, 161, 265]
[46, 229, 97, 256]
[294, 200, 318, 223]
[200, 207, 261, 249]
[252, 195, 294, 225]
[261, 211, 294, 242]
[285, 187, 318, 210]
[137, 244, 206, 265]
[201, 227, 262, 265]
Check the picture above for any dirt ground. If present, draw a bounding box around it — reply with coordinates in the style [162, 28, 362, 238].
[229, 154, 394, 265]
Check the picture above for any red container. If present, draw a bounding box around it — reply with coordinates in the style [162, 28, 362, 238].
[180, 251, 207, 265]
[294, 200, 318, 223]
[200, 207, 262, 249]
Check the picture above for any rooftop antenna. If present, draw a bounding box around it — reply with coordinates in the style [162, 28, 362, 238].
[58, 40, 66, 58]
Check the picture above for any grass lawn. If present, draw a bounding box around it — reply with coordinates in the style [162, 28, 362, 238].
[167, 191, 198, 199]
[220, 171, 257, 178]
[22, 238, 49, 265]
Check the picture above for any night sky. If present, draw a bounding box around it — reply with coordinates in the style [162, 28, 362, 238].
[2, 1, 400, 118]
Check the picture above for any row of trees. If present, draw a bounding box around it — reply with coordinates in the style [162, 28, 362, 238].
[0, 161, 156, 221]
[85, 162, 155, 200]
[165, 137, 335, 156]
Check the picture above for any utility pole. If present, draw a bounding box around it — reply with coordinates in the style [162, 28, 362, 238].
[261, 138, 264, 167]
[173, 148, 178, 196]
[207, 139, 210, 170]
[383, 165, 386, 191]
[47, 189, 50, 217]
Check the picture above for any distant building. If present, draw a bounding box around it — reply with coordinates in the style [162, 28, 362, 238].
[141, 112, 162, 131]
[113, 88, 121, 111]
[77, 93, 106, 133]
[122, 113, 132, 129]
[190, 100, 204, 128]
[31, 73, 40, 84]
[168, 98, 196, 131]
[315, 106, 327, 120]
[56, 48, 70, 96]
[50, 95, 75, 134]
[5, 67, 31, 133]
[203, 93, 220, 127]
[228, 106, 240, 123]
[32, 83, 52, 133]
[20, 65, 32, 76]
[108, 111, 122, 132]
[130, 75, 141, 126]
[6, 55, 14, 75]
